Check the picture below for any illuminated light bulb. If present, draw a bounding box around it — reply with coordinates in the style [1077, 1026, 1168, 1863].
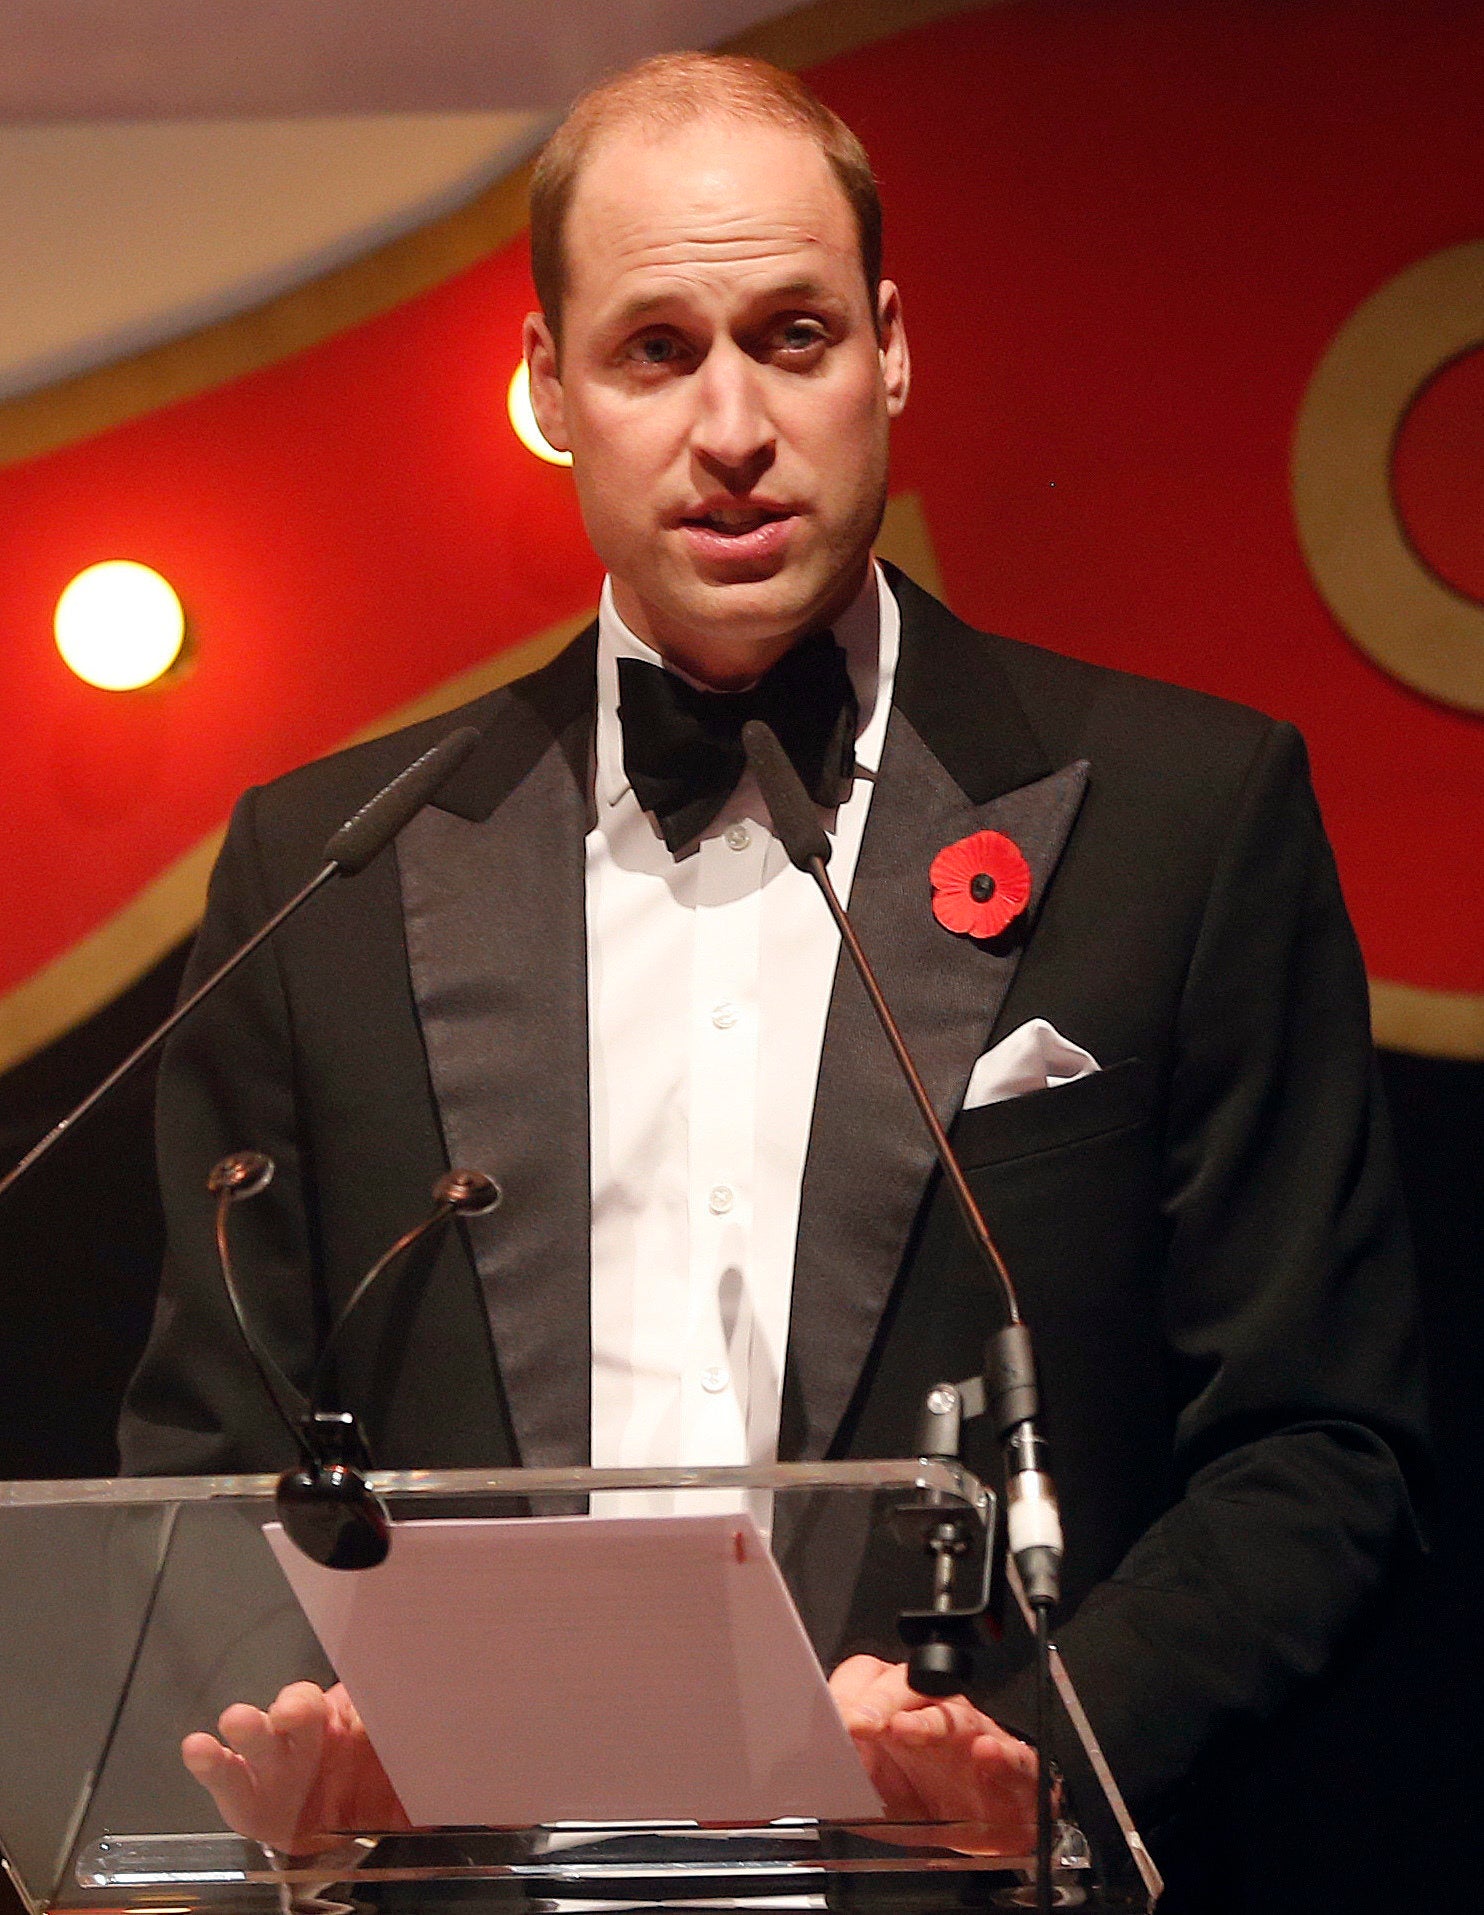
[55, 561, 186, 691]
[507, 359, 572, 466]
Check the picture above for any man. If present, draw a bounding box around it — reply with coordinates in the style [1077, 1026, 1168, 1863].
[121, 52, 1424, 1873]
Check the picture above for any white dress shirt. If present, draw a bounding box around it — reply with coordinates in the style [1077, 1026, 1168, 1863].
[587, 564, 900, 1500]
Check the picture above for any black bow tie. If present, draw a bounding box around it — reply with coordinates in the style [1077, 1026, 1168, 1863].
[616, 631, 858, 853]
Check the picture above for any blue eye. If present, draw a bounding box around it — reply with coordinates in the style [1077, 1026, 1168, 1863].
[776, 321, 827, 355]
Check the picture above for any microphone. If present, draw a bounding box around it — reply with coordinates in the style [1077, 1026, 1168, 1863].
[211, 1153, 500, 1569]
[322, 728, 483, 875]
[744, 717, 1064, 1912]
[0, 724, 482, 1210]
[741, 719, 1063, 1611]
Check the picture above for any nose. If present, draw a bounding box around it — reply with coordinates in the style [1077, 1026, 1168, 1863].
[691, 339, 775, 490]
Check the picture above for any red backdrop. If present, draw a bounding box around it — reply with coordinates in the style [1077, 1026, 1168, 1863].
[2, 0, 1481, 1006]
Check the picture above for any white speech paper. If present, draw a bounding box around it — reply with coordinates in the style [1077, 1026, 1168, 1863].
[265, 1511, 884, 1828]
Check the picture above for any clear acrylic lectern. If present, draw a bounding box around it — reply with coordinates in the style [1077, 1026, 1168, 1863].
[0, 1464, 1160, 1912]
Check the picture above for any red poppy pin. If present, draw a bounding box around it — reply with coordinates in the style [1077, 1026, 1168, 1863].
[930, 829, 1032, 939]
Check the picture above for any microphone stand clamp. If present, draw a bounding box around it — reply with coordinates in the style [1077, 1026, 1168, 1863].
[893, 1377, 997, 1697]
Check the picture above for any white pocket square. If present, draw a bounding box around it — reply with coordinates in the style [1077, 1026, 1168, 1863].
[961, 1017, 1100, 1111]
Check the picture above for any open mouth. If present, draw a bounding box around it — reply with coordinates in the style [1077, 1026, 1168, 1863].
[682, 505, 794, 537]
[673, 498, 800, 573]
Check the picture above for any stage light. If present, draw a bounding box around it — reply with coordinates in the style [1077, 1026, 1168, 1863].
[54, 560, 186, 690]
[507, 360, 572, 466]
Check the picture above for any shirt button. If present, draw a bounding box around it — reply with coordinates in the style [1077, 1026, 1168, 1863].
[708, 1184, 734, 1215]
[700, 1364, 730, 1394]
[724, 823, 751, 852]
[711, 1002, 738, 1030]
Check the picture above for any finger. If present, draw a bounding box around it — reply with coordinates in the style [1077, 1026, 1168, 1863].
[885, 1694, 998, 1748]
[322, 1686, 411, 1834]
[315, 1703, 376, 1833]
[324, 1682, 365, 1737]
[971, 1729, 1039, 1785]
[181, 1731, 238, 1785]
[882, 1713, 1035, 1825]
[832, 1659, 920, 1733]
[260, 1683, 332, 1784]
[209, 1688, 330, 1845]
[837, 1659, 968, 1729]
[181, 1733, 271, 1840]
[267, 1681, 334, 1743]
[847, 1715, 1042, 1856]
[215, 1704, 277, 1767]
[828, 1655, 895, 1725]
[849, 1737, 930, 1821]
[882, 1743, 983, 1823]
[885, 1704, 954, 1745]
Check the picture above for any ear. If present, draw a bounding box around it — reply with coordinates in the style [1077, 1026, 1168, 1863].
[523, 311, 570, 452]
[876, 281, 911, 419]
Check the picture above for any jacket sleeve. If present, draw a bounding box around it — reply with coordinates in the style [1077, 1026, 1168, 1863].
[989, 721, 1428, 1820]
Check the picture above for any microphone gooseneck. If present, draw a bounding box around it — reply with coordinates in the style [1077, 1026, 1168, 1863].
[743, 714, 1064, 1915]
[209, 1151, 310, 1462]
[0, 724, 484, 1212]
[741, 719, 1063, 1609]
[741, 718, 1023, 1325]
[209, 1155, 500, 1571]
[306, 1169, 500, 1410]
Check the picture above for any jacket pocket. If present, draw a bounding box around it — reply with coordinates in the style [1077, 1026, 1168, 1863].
[949, 1055, 1158, 1170]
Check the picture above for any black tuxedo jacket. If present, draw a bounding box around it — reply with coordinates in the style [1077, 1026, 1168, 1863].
[121, 569, 1425, 1825]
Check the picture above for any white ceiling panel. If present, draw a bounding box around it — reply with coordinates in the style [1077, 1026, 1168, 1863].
[0, 113, 542, 399]
[0, 1, 801, 121]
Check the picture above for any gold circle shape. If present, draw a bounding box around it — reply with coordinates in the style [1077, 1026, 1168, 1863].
[1291, 239, 1484, 714]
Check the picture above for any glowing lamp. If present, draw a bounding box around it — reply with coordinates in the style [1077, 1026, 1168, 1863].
[55, 561, 186, 690]
[507, 360, 572, 466]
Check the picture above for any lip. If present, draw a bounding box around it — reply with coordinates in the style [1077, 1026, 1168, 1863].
[675, 504, 800, 573]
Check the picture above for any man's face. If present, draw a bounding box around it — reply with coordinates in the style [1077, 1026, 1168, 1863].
[524, 116, 910, 685]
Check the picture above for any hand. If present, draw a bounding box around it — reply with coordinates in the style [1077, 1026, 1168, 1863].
[181, 1680, 410, 1855]
[829, 1655, 1041, 1855]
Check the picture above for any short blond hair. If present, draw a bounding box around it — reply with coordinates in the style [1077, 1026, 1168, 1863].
[530, 52, 883, 340]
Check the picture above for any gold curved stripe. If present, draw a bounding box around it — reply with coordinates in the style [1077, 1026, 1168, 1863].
[877, 491, 944, 601]
[1291, 239, 1484, 714]
[0, 164, 536, 470]
[0, 0, 992, 468]
[0, 610, 589, 1077]
[1369, 978, 1484, 1062]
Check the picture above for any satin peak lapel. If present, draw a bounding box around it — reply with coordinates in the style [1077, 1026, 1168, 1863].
[396, 635, 596, 1468]
[785, 585, 1089, 1461]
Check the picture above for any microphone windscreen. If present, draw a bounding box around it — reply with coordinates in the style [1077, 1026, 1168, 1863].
[741, 720, 831, 870]
[323, 725, 482, 874]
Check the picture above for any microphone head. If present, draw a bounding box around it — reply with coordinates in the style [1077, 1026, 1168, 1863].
[434, 1168, 502, 1216]
[277, 1463, 391, 1570]
[277, 1410, 392, 1571]
[207, 1150, 275, 1201]
[323, 724, 482, 876]
[741, 720, 832, 871]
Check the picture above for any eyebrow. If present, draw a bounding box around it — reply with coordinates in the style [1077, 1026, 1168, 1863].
[603, 275, 849, 333]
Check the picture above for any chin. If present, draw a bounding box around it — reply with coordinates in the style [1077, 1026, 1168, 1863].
[685, 565, 851, 648]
